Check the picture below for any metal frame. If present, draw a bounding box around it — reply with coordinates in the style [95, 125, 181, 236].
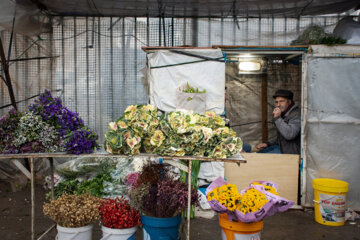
[0, 152, 246, 240]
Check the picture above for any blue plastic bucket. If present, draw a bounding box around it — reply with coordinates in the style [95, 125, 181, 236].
[141, 215, 182, 240]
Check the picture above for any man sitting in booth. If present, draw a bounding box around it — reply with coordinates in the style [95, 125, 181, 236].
[256, 89, 301, 154]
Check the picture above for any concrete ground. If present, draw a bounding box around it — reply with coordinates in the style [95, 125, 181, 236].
[0, 182, 359, 240]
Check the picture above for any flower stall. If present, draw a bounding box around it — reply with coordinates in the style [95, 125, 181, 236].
[0, 88, 247, 240]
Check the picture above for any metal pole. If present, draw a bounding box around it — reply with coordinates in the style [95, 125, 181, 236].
[30, 157, 35, 240]
[73, 16, 78, 113]
[187, 159, 192, 240]
[261, 73, 268, 142]
[61, 17, 65, 103]
[50, 157, 55, 199]
[110, 17, 114, 120]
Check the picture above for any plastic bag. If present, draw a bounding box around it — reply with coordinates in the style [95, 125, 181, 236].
[102, 157, 136, 198]
[56, 156, 117, 179]
[206, 177, 294, 223]
[176, 90, 206, 114]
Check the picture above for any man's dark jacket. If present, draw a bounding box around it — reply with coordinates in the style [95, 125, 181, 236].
[267, 104, 301, 154]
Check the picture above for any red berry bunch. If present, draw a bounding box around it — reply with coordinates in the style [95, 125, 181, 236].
[99, 196, 141, 229]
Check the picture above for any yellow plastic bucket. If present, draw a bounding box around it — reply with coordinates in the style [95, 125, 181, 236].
[219, 213, 263, 240]
[312, 178, 349, 226]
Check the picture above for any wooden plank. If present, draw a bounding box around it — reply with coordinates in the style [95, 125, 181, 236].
[212, 45, 309, 49]
[142, 46, 215, 51]
[224, 153, 299, 203]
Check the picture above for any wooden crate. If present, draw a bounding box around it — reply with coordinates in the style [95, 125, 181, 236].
[224, 153, 300, 203]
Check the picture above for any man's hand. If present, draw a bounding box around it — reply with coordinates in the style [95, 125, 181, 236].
[273, 107, 281, 118]
[256, 143, 268, 150]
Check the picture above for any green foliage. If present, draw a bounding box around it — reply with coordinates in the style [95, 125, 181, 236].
[182, 82, 206, 93]
[320, 36, 347, 45]
[51, 169, 113, 199]
[291, 25, 347, 45]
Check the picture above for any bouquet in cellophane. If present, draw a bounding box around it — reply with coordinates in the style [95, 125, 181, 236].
[206, 177, 294, 222]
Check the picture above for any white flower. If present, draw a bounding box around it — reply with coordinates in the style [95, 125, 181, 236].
[109, 122, 117, 131]
[201, 127, 213, 143]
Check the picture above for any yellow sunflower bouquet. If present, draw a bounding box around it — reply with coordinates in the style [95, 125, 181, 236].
[206, 177, 294, 222]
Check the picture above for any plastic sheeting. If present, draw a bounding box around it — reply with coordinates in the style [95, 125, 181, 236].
[0, 0, 50, 36]
[146, 49, 225, 114]
[333, 17, 360, 44]
[303, 45, 360, 210]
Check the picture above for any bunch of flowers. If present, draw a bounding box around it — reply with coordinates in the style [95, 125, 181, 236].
[149, 111, 242, 158]
[0, 109, 22, 154]
[128, 163, 199, 218]
[12, 112, 63, 153]
[63, 127, 99, 154]
[207, 184, 242, 211]
[99, 196, 141, 229]
[26, 90, 98, 154]
[43, 193, 100, 227]
[206, 177, 294, 223]
[105, 104, 243, 158]
[235, 188, 268, 214]
[207, 184, 269, 214]
[29, 90, 84, 135]
[105, 104, 158, 155]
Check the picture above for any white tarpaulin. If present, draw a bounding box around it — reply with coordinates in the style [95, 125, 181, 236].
[146, 48, 225, 114]
[303, 45, 360, 210]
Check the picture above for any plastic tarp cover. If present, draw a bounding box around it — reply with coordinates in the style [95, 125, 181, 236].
[304, 56, 360, 210]
[146, 49, 225, 114]
[333, 17, 360, 44]
[0, 0, 50, 36]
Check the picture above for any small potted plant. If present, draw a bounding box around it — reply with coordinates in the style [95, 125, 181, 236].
[127, 163, 199, 240]
[43, 193, 100, 240]
[99, 196, 141, 239]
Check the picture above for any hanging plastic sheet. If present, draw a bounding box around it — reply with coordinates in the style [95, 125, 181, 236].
[145, 48, 225, 115]
[303, 45, 360, 210]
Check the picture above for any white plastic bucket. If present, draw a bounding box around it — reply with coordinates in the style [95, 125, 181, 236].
[101, 225, 137, 240]
[56, 224, 93, 240]
[221, 229, 261, 240]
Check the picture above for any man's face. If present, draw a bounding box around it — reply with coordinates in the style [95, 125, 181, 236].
[275, 97, 291, 112]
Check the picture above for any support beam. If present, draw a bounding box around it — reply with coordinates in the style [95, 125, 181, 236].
[0, 36, 17, 110]
[187, 159, 192, 240]
[11, 159, 31, 179]
[30, 157, 35, 240]
[261, 73, 268, 142]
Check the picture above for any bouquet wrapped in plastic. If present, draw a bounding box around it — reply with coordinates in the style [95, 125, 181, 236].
[206, 177, 294, 222]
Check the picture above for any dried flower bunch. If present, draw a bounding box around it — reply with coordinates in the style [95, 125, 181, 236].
[43, 193, 100, 227]
[13, 112, 62, 153]
[99, 196, 141, 229]
[105, 104, 243, 158]
[128, 163, 198, 218]
[0, 109, 22, 153]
